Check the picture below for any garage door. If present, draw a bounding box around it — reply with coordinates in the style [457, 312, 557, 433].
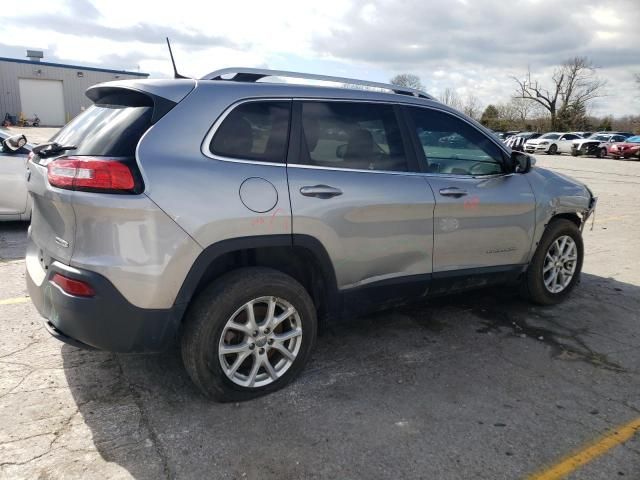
[19, 79, 65, 127]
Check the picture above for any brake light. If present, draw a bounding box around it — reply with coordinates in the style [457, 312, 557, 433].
[47, 156, 135, 192]
[51, 273, 95, 297]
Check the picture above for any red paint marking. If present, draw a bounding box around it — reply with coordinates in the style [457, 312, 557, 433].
[463, 196, 480, 210]
[269, 208, 284, 224]
[251, 208, 289, 231]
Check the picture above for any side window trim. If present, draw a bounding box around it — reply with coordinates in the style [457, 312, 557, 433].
[201, 98, 293, 166]
[401, 104, 510, 177]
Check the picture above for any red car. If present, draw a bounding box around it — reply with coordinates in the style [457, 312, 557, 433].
[608, 135, 640, 159]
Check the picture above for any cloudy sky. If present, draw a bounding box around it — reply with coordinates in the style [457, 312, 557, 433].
[1, 0, 639, 115]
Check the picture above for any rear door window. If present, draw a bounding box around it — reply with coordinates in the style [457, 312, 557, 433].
[298, 101, 409, 172]
[51, 91, 153, 157]
[209, 101, 291, 163]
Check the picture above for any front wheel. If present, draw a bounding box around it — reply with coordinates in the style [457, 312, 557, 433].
[548, 144, 558, 155]
[522, 219, 584, 305]
[181, 267, 317, 402]
[596, 147, 607, 158]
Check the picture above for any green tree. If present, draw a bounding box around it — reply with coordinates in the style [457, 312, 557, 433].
[480, 104, 501, 130]
[597, 116, 612, 132]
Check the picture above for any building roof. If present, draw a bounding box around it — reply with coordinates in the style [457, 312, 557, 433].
[0, 56, 149, 77]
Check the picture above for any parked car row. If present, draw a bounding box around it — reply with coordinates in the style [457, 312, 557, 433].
[498, 129, 639, 160]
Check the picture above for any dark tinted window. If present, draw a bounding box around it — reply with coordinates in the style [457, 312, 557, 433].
[210, 101, 291, 163]
[52, 93, 153, 157]
[300, 102, 408, 172]
[408, 107, 504, 175]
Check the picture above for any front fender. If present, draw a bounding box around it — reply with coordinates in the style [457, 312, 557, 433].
[525, 167, 594, 261]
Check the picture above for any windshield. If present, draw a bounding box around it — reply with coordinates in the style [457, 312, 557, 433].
[540, 133, 560, 140]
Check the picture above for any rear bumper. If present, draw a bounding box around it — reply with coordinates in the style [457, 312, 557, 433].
[26, 238, 184, 353]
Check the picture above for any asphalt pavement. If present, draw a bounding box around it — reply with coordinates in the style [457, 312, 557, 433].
[0, 154, 638, 479]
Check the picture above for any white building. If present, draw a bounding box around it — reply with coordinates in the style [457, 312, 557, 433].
[0, 51, 148, 127]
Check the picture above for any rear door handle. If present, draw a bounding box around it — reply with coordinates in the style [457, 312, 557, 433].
[300, 185, 343, 199]
[439, 187, 468, 197]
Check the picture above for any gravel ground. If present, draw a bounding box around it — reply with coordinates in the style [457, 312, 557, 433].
[0, 154, 638, 479]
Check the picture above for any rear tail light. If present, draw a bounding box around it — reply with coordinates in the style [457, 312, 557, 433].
[47, 156, 136, 192]
[51, 273, 95, 297]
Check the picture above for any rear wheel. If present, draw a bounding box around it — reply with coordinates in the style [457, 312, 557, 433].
[548, 144, 558, 155]
[181, 267, 317, 401]
[522, 219, 583, 305]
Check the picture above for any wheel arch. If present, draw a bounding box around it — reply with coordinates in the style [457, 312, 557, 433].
[173, 234, 339, 322]
[549, 212, 581, 228]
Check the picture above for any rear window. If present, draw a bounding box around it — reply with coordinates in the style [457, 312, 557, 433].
[209, 101, 291, 163]
[51, 92, 153, 157]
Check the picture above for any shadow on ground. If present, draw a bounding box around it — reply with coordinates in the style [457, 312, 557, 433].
[61, 272, 640, 479]
[0, 221, 28, 261]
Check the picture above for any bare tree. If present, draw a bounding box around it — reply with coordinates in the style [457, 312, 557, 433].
[507, 97, 547, 130]
[439, 88, 462, 110]
[390, 73, 424, 91]
[462, 94, 482, 119]
[512, 57, 606, 130]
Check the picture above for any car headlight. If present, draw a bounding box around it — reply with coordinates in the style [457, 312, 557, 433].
[539, 141, 549, 145]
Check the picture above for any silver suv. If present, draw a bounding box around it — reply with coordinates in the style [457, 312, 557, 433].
[26, 68, 596, 401]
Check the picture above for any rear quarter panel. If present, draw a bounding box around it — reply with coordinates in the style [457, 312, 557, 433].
[70, 193, 202, 309]
[136, 83, 293, 247]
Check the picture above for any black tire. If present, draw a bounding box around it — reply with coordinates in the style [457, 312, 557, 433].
[596, 147, 607, 158]
[181, 267, 317, 402]
[571, 150, 578, 157]
[521, 219, 584, 305]
[548, 144, 558, 155]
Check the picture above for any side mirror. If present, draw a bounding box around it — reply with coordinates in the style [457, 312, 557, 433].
[336, 143, 347, 159]
[511, 151, 533, 174]
[1, 134, 27, 153]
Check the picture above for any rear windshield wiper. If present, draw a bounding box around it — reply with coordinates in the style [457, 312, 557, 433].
[32, 142, 77, 158]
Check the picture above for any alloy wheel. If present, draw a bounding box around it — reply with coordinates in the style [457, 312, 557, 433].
[218, 296, 302, 388]
[542, 235, 578, 293]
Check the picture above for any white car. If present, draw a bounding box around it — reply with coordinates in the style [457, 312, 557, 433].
[0, 131, 32, 221]
[524, 132, 583, 155]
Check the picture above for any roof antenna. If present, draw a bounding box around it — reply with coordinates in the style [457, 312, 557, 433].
[166, 37, 188, 79]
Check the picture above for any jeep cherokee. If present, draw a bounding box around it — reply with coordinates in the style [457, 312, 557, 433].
[26, 69, 596, 401]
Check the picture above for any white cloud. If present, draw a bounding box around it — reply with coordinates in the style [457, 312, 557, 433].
[1, 0, 639, 115]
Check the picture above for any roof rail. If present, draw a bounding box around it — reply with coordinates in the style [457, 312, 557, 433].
[201, 67, 433, 99]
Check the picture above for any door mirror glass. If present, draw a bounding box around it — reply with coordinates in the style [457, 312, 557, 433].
[511, 151, 533, 173]
[335, 143, 347, 159]
[1, 134, 27, 153]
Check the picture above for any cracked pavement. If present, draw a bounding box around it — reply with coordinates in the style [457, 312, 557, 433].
[0, 155, 639, 479]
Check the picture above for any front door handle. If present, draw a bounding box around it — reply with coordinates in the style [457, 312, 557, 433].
[300, 185, 343, 199]
[439, 187, 468, 197]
